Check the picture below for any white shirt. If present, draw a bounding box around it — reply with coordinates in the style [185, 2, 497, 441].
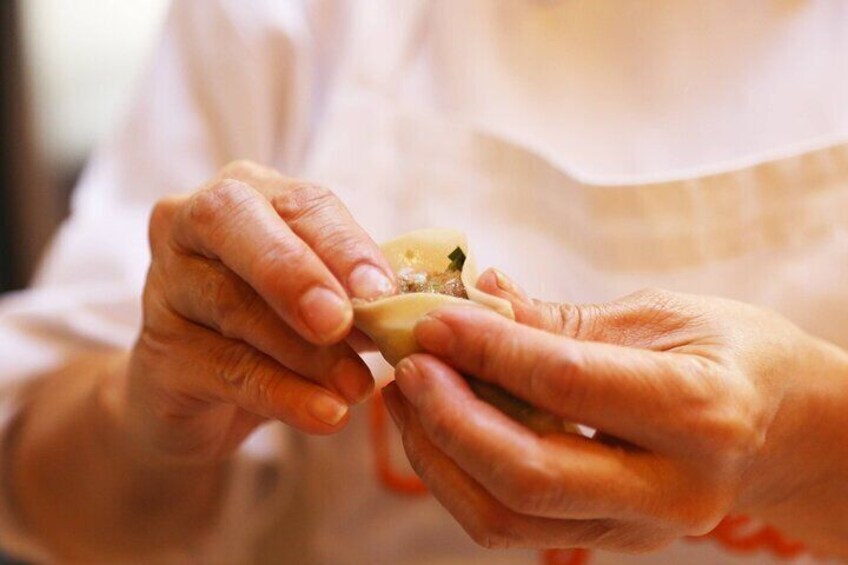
[1, 1, 847, 563]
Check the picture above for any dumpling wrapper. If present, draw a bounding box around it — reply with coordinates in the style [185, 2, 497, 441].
[354, 229, 574, 435]
[353, 228, 512, 364]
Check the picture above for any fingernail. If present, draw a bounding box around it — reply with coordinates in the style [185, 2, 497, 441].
[382, 384, 404, 427]
[299, 286, 352, 341]
[394, 358, 423, 402]
[331, 357, 374, 404]
[414, 315, 454, 355]
[348, 264, 394, 300]
[307, 392, 348, 426]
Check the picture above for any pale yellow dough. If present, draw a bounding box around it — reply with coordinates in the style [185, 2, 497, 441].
[352, 228, 514, 366]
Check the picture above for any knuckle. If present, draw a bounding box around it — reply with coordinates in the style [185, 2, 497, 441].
[233, 291, 269, 334]
[544, 302, 591, 339]
[315, 227, 366, 262]
[490, 453, 560, 515]
[216, 346, 277, 405]
[670, 361, 720, 433]
[704, 409, 764, 460]
[211, 276, 241, 324]
[133, 326, 172, 366]
[189, 179, 255, 226]
[274, 182, 338, 224]
[252, 240, 314, 290]
[527, 344, 584, 409]
[240, 368, 280, 410]
[475, 321, 516, 378]
[557, 302, 584, 336]
[213, 342, 256, 383]
[554, 342, 585, 381]
[212, 276, 262, 338]
[688, 375, 766, 460]
[674, 364, 713, 414]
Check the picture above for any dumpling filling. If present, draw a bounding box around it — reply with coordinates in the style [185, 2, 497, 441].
[397, 268, 467, 297]
[397, 247, 468, 298]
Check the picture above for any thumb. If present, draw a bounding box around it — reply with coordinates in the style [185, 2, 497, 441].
[477, 272, 687, 348]
[476, 268, 602, 339]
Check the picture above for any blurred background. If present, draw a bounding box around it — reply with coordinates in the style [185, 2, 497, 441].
[0, 0, 169, 293]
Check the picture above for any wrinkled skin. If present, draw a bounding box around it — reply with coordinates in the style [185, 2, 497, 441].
[384, 270, 848, 556]
[13, 160, 403, 560]
[118, 160, 397, 465]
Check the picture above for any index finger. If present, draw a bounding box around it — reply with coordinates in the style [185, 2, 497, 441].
[414, 307, 713, 450]
[171, 176, 352, 345]
[219, 161, 396, 301]
[169, 162, 394, 345]
[392, 354, 664, 521]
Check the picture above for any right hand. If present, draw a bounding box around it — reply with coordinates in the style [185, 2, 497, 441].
[107, 161, 396, 465]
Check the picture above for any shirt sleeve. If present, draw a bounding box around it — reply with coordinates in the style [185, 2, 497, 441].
[0, 0, 336, 559]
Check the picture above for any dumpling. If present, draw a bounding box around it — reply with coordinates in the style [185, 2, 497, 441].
[353, 228, 513, 365]
[354, 229, 573, 435]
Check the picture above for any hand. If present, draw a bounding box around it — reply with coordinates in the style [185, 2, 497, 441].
[383, 270, 848, 554]
[108, 160, 396, 465]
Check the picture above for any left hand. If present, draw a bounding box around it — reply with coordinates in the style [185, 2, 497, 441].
[382, 269, 848, 553]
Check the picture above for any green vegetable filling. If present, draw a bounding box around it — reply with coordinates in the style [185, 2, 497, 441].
[397, 247, 468, 298]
